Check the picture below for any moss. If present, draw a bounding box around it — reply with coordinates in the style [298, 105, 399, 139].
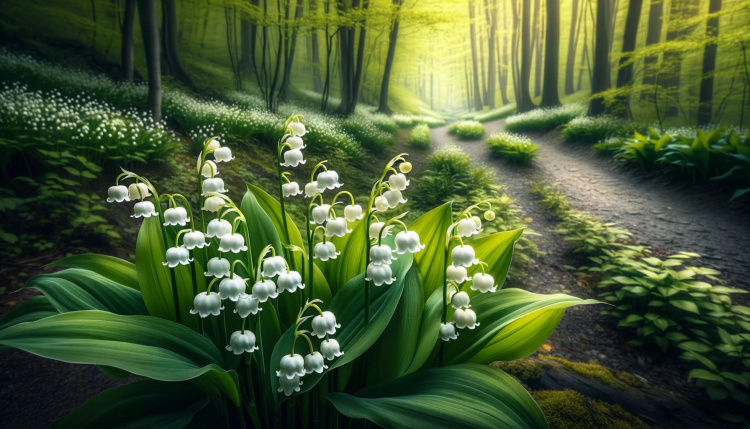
[616, 371, 644, 388]
[532, 389, 648, 429]
[540, 355, 625, 389]
[491, 359, 549, 382]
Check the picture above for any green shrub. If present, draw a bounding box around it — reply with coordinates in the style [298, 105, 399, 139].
[341, 116, 393, 152]
[449, 120, 485, 140]
[392, 114, 414, 128]
[504, 103, 586, 132]
[486, 132, 540, 164]
[475, 104, 516, 123]
[592, 137, 625, 154]
[407, 124, 431, 149]
[562, 115, 642, 144]
[530, 182, 571, 217]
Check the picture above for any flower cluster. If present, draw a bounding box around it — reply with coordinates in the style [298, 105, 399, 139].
[439, 206, 497, 342]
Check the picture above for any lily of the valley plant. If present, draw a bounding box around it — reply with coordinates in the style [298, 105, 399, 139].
[0, 115, 595, 428]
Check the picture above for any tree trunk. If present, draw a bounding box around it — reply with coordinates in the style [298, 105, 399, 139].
[468, 0, 484, 110]
[281, 0, 304, 103]
[640, 0, 664, 100]
[485, 0, 498, 108]
[378, 0, 403, 113]
[240, 19, 253, 70]
[540, 0, 561, 107]
[531, 0, 542, 97]
[517, 0, 535, 112]
[564, 0, 579, 95]
[499, 0, 510, 104]
[697, 0, 722, 125]
[588, 0, 610, 116]
[659, 0, 700, 116]
[121, 0, 136, 80]
[350, 0, 370, 114]
[465, 55, 472, 110]
[310, 0, 322, 92]
[614, 0, 643, 118]
[136, 0, 161, 121]
[161, 0, 191, 86]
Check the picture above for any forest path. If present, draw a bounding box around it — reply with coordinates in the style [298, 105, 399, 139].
[428, 119, 747, 427]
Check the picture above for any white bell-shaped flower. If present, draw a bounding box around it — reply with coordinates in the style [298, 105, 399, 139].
[278, 375, 302, 396]
[451, 245, 479, 267]
[399, 162, 412, 173]
[287, 136, 305, 150]
[446, 265, 470, 283]
[374, 196, 389, 212]
[305, 181, 323, 198]
[132, 201, 157, 218]
[205, 257, 231, 278]
[313, 242, 339, 261]
[325, 218, 351, 238]
[202, 178, 227, 195]
[202, 196, 225, 212]
[454, 308, 480, 329]
[252, 279, 278, 302]
[394, 231, 424, 254]
[472, 215, 483, 230]
[304, 352, 327, 374]
[262, 256, 287, 278]
[163, 246, 192, 268]
[311, 311, 340, 337]
[383, 189, 407, 209]
[218, 233, 248, 253]
[457, 218, 480, 238]
[281, 149, 306, 167]
[226, 330, 259, 355]
[107, 185, 130, 203]
[370, 244, 396, 265]
[344, 204, 364, 222]
[128, 183, 151, 200]
[471, 273, 497, 293]
[282, 182, 303, 197]
[219, 276, 247, 301]
[163, 207, 190, 226]
[366, 263, 396, 286]
[213, 147, 234, 162]
[277, 271, 305, 293]
[317, 170, 342, 190]
[183, 230, 210, 249]
[388, 173, 410, 191]
[310, 204, 332, 224]
[235, 294, 262, 318]
[277, 354, 306, 379]
[439, 322, 458, 341]
[190, 292, 223, 318]
[206, 218, 232, 238]
[201, 160, 218, 178]
[451, 291, 471, 309]
[369, 222, 393, 240]
[289, 121, 306, 137]
[320, 339, 344, 360]
[206, 138, 221, 152]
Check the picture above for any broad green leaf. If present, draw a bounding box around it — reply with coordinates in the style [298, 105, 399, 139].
[688, 368, 724, 383]
[404, 286, 443, 374]
[466, 229, 525, 291]
[669, 300, 700, 314]
[22, 268, 148, 315]
[323, 219, 367, 293]
[0, 311, 241, 405]
[329, 364, 548, 429]
[408, 203, 453, 296]
[50, 381, 208, 429]
[48, 253, 139, 290]
[0, 296, 57, 331]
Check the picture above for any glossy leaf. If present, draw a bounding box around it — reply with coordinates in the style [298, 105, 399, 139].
[0, 311, 241, 405]
[466, 229, 524, 290]
[408, 203, 453, 296]
[323, 219, 367, 293]
[328, 364, 548, 429]
[48, 253, 139, 290]
[0, 296, 57, 331]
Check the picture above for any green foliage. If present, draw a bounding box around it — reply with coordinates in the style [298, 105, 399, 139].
[448, 120, 485, 140]
[392, 114, 446, 128]
[490, 358, 548, 382]
[592, 137, 625, 154]
[529, 182, 571, 217]
[486, 132, 540, 164]
[562, 115, 643, 144]
[615, 127, 750, 200]
[504, 104, 587, 133]
[407, 124, 431, 148]
[531, 389, 648, 429]
[474, 104, 517, 123]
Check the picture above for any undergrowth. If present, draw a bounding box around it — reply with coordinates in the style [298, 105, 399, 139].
[504, 104, 587, 133]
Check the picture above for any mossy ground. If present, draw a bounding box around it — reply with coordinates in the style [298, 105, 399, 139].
[532, 389, 649, 429]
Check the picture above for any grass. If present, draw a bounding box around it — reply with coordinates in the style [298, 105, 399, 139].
[392, 114, 446, 128]
[562, 115, 644, 144]
[486, 132, 540, 164]
[407, 124, 431, 149]
[504, 103, 587, 133]
[474, 104, 517, 123]
[448, 120, 485, 140]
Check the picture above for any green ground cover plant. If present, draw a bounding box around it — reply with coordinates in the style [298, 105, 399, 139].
[562, 116, 643, 144]
[486, 132, 540, 164]
[407, 124, 431, 148]
[504, 104, 587, 133]
[448, 120, 485, 140]
[475, 104, 517, 123]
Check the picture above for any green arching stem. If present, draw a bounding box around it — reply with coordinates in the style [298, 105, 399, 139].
[206, 277, 221, 294]
[309, 160, 329, 183]
[231, 216, 244, 234]
[174, 228, 193, 249]
[172, 194, 196, 231]
[240, 317, 246, 334]
[230, 260, 252, 280]
[331, 191, 356, 206]
[277, 137, 293, 250]
[255, 245, 275, 282]
[299, 332, 315, 354]
[454, 200, 493, 223]
[378, 219, 408, 246]
[477, 261, 488, 275]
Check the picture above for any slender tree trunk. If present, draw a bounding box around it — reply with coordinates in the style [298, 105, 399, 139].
[465, 54, 472, 110]
[697, 0, 722, 125]
[531, 0, 542, 97]
[281, 0, 304, 103]
[499, 1, 510, 104]
[121, 0, 136, 80]
[310, 0, 322, 92]
[241, 19, 253, 70]
[517, 0, 535, 112]
[469, 0, 484, 110]
[378, 0, 403, 113]
[564, 0, 580, 94]
[659, 0, 700, 116]
[614, 0, 643, 118]
[540, 0, 561, 107]
[640, 0, 664, 100]
[485, 0, 498, 108]
[588, 0, 610, 116]
[577, 6, 589, 92]
[161, 0, 192, 86]
[136, 0, 161, 121]
[350, 0, 370, 113]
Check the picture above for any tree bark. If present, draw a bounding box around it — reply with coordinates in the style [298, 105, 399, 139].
[614, 0, 644, 118]
[499, 0, 510, 104]
[640, 0, 664, 100]
[121, 0, 136, 81]
[161, 0, 191, 86]
[659, 0, 700, 116]
[588, 0, 610, 116]
[136, 0, 161, 121]
[485, 0, 498, 108]
[697, 0, 722, 125]
[517, 0, 535, 112]
[378, 0, 403, 113]
[468, 0, 484, 110]
[350, 0, 370, 113]
[310, 0, 322, 92]
[281, 0, 304, 103]
[564, 0, 579, 95]
[531, 0, 542, 97]
[540, 0, 561, 107]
